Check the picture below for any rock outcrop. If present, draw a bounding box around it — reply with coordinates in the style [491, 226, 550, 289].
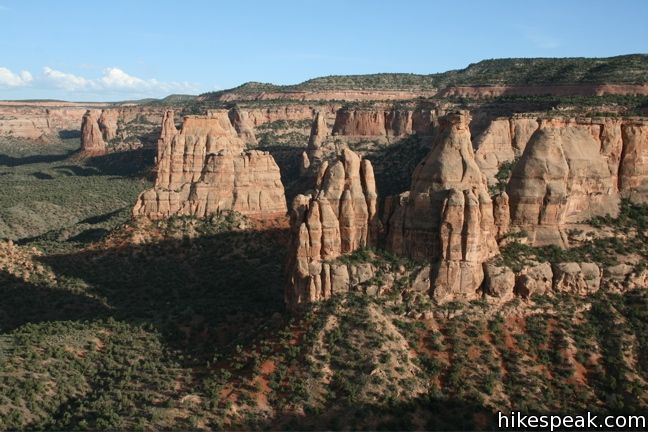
[285, 149, 379, 307]
[474, 116, 648, 204]
[483, 263, 515, 302]
[98, 109, 119, 142]
[228, 107, 257, 145]
[79, 110, 107, 155]
[507, 119, 620, 245]
[384, 111, 499, 302]
[552, 262, 601, 295]
[514, 262, 553, 298]
[133, 111, 286, 220]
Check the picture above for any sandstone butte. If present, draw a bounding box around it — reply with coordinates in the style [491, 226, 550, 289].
[132, 110, 287, 220]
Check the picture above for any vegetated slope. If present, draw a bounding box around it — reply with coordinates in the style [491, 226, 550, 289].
[1, 203, 648, 429]
[0, 138, 152, 247]
[1, 231, 647, 429]
[202, 54, 648, 98]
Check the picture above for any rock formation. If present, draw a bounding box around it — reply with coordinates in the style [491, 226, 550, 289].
[474, 117, 538, 182]
[133, 110, 286, 220]
[228, 107, 257, 145]
[620, 119, 648, 203]
[98, 109, 119, 142]
[79, 110, 107, 155]
[384, 111, 499, 302]
[507, 119, 620, 245]
[474, 116, 648, 204]
[285, 149, 379, 307]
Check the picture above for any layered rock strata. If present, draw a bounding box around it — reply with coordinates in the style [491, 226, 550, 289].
[384, 111, 500, 302]
[475, 116, 648, 204]
[507, 119, 620, 245]
[133, 111, 286, 219]
[285, 149, 379, 306]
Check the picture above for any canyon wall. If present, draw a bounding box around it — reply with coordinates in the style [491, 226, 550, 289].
[474, 116, 648, 239]
[209, 84, 648, 103]
[506, 119, 621, 245]
[0, 103, 90, 140]
[132, 111, 287, 220]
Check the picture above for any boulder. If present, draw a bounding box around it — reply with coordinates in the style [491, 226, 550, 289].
[552, 262, 601, 295]
[483, 263, 515, 301]
[515, 262, 553, 298]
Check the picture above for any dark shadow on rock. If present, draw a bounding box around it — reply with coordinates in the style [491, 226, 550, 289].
[256, 144, 305, 203]
[0, 271, 109, 333]
[37, 227, 288, 359]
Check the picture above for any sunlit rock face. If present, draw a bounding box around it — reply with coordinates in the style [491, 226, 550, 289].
[285, 149, 380, 308]
[133, 110, 286, 220]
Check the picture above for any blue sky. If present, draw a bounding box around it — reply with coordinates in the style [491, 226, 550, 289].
[0, 0, 646, 101]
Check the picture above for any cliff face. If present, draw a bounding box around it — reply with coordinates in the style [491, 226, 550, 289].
[384, 111, 500, 302]
[133, 111, 286, 220]
[475, 116, 648, 204]
[507, 119, 620, 245]
[0, 103, 90, 140]
[437, 84, 648, 98]
[285, 149, 379, 307]
[620, 119, 648, 203]
[331, 108, 433, 139]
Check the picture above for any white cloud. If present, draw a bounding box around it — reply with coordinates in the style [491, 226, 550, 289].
[43, 67, 93, 90]
[0, 65, 198, 96]
[0, 67, 33, 87]
[42, 66, 197, 94]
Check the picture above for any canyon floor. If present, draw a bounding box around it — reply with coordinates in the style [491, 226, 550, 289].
[0, 133, 647, 430]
